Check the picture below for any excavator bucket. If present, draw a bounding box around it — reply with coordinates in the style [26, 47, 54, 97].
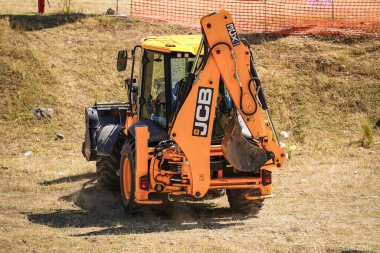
[222, 112, 268, 173]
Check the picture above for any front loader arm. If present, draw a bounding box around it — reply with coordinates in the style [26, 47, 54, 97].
[170, 10, 285, 198]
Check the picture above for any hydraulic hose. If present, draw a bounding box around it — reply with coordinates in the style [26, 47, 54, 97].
[209, 42, 258, 116]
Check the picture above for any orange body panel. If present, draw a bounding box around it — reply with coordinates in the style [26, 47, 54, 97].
[134, 126, 150, 201]
[123, 113, 137, 136]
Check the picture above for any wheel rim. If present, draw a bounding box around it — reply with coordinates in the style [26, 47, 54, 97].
[122, 157, 131, 200]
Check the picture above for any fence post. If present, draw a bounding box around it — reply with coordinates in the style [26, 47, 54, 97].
[264, 0, 267, 33]
[332, 0, 335, 20]
[130, 0, 133, 16]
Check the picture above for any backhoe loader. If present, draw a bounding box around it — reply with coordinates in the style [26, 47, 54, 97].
[82, 10, 285, 214]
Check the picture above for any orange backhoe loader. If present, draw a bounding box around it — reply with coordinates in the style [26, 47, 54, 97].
[82, 10, 285, 214]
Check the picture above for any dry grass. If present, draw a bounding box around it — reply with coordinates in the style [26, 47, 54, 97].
[0, 0, 131, 15]
[0, 13, 379, 253]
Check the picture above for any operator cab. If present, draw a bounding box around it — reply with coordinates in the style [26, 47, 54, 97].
[139, 49, 196, 129]
[118, 35, 232, 143]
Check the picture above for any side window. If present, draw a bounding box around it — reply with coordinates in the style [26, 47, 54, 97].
[141, 51, 166, 127]
[170, 57, 195, 112]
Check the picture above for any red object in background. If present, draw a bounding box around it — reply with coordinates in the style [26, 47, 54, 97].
[38, 0, 45, 14]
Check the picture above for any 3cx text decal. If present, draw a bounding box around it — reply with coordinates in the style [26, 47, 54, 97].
[226, 23, 240, 47]
[192, 87, 214, 137]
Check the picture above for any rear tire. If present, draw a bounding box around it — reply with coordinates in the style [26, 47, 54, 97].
[120, 138, 140, 214]
[203, 189, 226, 200]
[96, 142, 122, 190]
[227, 189, 264, 214]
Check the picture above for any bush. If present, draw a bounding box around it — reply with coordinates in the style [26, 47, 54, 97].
[361, 117, 374, 148]
[59, 0, 76, 13]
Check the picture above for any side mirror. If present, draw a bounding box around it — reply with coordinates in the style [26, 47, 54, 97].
[117, 50, 128, 72]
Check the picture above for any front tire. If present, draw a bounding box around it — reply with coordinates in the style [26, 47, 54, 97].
[120, 138, 140, 214]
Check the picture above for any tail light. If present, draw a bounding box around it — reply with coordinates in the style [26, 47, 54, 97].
[140, 176, 149, 190]
[262, 170, 272, 186]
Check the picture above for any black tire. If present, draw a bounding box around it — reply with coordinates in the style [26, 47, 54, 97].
[227, 189, 264, 214]
[119, 138, 140, 214]
[96, 142, 121, 190]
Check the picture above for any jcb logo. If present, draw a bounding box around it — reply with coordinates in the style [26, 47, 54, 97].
[193, 87, 213, 137]
[226, 23, 240, 47]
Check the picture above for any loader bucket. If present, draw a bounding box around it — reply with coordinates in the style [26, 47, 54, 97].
[222, 112, 268, 173]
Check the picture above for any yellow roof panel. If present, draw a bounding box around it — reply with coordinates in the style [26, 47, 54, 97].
[141, 35, 203, 55]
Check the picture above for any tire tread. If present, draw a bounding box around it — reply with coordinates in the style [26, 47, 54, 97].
[96, 142, 122, 190]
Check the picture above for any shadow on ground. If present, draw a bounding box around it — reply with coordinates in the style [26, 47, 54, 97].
[40, 172, 95, 186]
[28, 175, 258, 236]
[0, 13, 91, 31]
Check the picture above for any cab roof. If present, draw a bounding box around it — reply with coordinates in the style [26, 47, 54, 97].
[141, 34, 203, 55]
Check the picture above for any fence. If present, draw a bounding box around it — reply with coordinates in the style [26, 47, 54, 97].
[130, 0, 380, 34]
[0, 0, 378, 34]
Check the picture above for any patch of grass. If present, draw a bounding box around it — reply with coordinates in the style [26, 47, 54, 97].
[0, 49, 59, 122]
[256, 35, 379, 147]
[0, 15, 193, 157]
[59, 0, 77, 13]
[360, 117, 374, 148]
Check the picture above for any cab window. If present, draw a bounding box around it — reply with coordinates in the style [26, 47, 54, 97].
[170, 57, 195, 113]
[141, 51, 166, 128]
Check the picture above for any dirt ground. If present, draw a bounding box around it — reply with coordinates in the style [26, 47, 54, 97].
[1, 149, 379, 252]
[0, 12, 379, 253]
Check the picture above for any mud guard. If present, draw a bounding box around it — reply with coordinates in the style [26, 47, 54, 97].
[97, 124, 123, 156]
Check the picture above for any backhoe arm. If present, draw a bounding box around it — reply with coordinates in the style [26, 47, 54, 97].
[200, 10, 285, 169]
[170, 10, 285, 198]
